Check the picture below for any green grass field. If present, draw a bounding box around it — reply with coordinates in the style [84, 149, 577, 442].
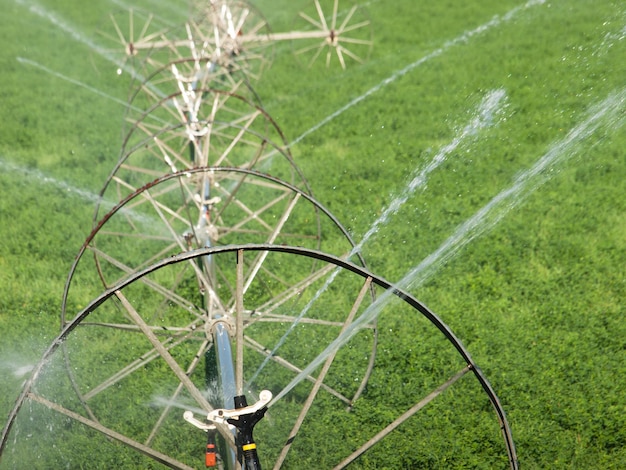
[1, 0, 625, 468]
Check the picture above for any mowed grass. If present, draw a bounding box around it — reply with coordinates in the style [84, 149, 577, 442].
[0, 0, 625, 468]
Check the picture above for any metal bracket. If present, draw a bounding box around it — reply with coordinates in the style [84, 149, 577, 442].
[183, 390, 272, 430]
[208, 390, 272, 425]
[183, 411, 217, 431]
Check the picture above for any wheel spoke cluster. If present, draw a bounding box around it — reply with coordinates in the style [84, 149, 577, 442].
[100, 0, 372, 81]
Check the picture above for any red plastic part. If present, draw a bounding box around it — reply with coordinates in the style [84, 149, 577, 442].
[205, 443, 217, 467]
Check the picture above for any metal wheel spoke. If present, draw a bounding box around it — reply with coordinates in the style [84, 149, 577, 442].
[243, 194, 302, 292]
[337, 45, 364, 65]
[274, 276, 373, 467]
[294, 40, 327, 56]
[244, 336, 351, 405]
[337, 4, 358, 32]
[338, 35, 373, 46]
[331, 0, 340, 31]
[27, 393, 196, 470]
[114, 292, 224, 430]
[82, 331, 199, 401]
[314, 0, 329, 32]
[247, 315, 346, 327]
[90, 246, 205, 315]
[339, 19, 371, 35]
[336, 46, 347, 69]
[333, 367, 472, 469]
[250, 261, 336, 317]
[298, 9, 323, 31]
[145, 338, 211, 445]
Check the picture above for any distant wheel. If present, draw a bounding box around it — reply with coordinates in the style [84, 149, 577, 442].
[106, 88, 297, 206]
[120, 56, 260, 130]
[95, 4, 271, 91]
[94, 8, 173, 79]
[291, 0, 373, 69]
[4, 245, 517, 469]
[72, 168, 365, 295]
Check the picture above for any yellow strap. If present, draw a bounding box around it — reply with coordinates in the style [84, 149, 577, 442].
[242, 443, 257, 452]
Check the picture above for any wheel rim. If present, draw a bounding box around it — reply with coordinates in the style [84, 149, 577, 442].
[3, 245, 516, 469]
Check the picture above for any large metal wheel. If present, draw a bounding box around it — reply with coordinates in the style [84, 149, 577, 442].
[2, 245, 517, 469]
